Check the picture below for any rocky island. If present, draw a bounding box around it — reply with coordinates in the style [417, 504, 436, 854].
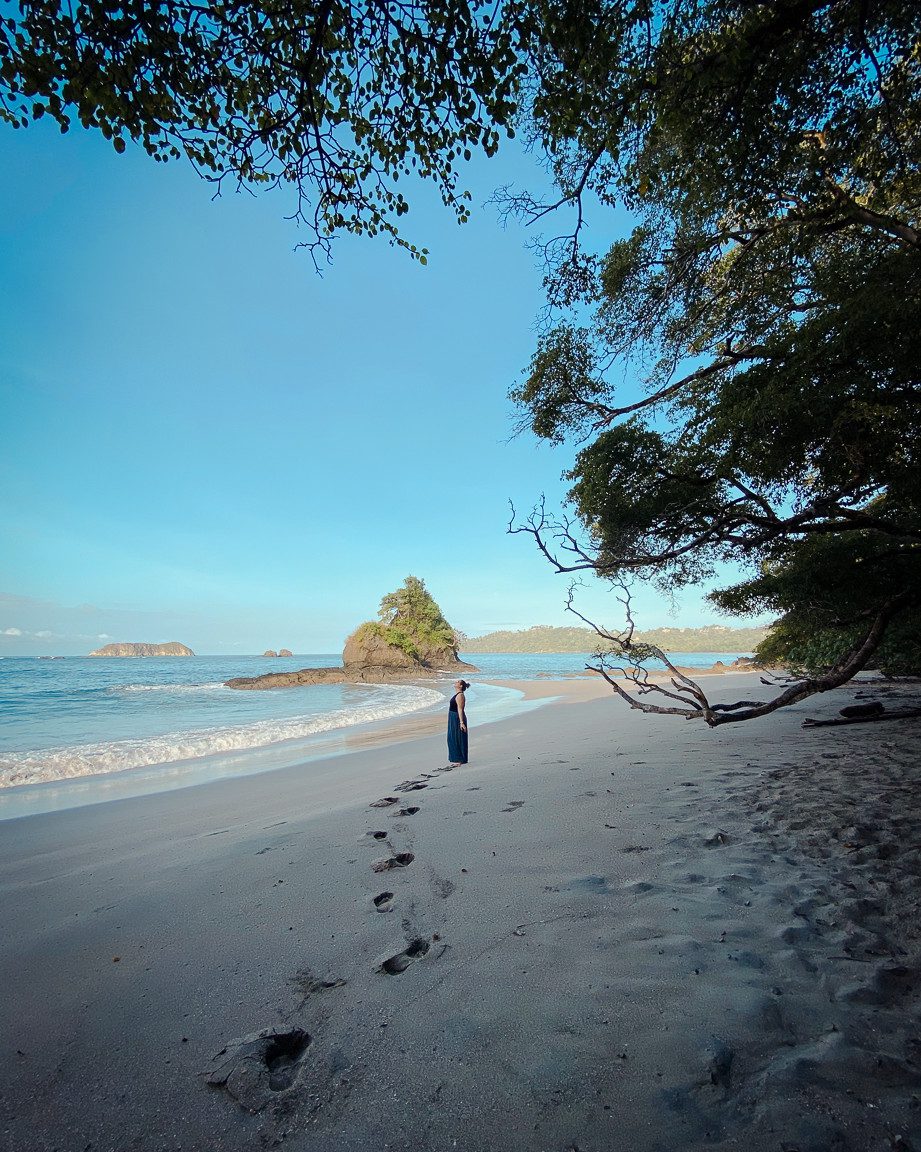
[226, 577, 475, 690]
[89, 642, 195, 657]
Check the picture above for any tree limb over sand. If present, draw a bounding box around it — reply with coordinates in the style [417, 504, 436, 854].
[562, 584, 915, 728]
[505, 4, 921, 691]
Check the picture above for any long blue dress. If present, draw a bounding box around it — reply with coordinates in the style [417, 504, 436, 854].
[447, 692, 468, 764]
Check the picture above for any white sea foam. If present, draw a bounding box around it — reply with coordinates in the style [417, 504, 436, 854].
[111, 682, 226, 695]
[0, 684, 444, 789]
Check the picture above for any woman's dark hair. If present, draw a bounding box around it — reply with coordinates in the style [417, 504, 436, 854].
[459, 679, 470, 691]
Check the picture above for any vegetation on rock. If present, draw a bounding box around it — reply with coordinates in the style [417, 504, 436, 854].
[352, 576, 458, 664]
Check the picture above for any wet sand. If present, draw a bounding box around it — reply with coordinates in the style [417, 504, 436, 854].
[1, 672, 919, 1152]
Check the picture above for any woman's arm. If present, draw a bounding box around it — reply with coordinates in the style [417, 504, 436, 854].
[458, 691, 467, 731]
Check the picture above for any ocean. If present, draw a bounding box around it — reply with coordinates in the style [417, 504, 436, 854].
[0, 650, 749, 816]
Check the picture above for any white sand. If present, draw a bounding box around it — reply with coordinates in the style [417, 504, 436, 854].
[1, 672, 919, 1152]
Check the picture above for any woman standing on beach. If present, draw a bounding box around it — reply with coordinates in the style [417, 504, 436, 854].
[447, 679, 469, 767]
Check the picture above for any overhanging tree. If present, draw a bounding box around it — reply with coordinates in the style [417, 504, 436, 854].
[509, 0, 921, 723]
[4, 1, 919, 723]
[0, 0, 529, 264]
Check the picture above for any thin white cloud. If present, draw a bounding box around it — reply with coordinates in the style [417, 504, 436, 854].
[35, 630, 54, 638]
[2, 627, 22, 636]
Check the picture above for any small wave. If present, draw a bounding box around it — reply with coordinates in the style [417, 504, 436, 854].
[0, 684, 444, 789]
[110, 682, 226, 695]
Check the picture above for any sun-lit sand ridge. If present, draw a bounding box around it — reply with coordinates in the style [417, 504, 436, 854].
[1, 671, 919, 1151]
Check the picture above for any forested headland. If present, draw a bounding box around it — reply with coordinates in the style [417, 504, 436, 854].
[459, 625, 769, 655]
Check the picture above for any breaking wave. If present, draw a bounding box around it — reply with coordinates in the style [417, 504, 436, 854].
[110, 682, 226, 694]
[0, 683, 444, 789]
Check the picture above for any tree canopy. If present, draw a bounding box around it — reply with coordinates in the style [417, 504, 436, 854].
[366, 575, 456, 660]
[0, 0, 528, 263]
[510, 0, 921, 723]
[4, 0, 918, 721]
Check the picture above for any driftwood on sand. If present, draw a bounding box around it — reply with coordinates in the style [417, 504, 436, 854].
[802, 707, 921, 728]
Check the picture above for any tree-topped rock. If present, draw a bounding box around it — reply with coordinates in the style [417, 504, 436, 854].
[227, 577, 475, 690]
[343, 624, 419, 674]
[343, 577, 475, 674]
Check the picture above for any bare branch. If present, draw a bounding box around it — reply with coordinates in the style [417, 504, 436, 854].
[567, 588, 915, 728]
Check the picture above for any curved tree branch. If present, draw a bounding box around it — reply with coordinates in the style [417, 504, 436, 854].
[576, 588, 914, 727]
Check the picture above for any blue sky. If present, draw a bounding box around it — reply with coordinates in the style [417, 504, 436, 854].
[0, 120, 766, 656]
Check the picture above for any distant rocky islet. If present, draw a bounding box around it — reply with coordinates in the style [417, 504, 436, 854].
[88, 642, 195, 657]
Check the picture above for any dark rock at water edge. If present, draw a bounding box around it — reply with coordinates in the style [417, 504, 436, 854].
[226, 667, 352, 690]
[225, 657, 477, 690]
[342, 627, 475, 677]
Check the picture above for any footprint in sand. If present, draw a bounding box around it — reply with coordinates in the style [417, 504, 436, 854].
[427, 869, 456, 899]
[205, 1027, 312, 1110]
[393, 805, 420, 817]
[371, 852, 415, 873]
[395, 780, 428, 792]
[264, 1031, 311, 1090]
[379, 938, 430, 975]
[503, 800, 525, 813]
[367, 830, 388, 841]
[370, 796, 400, 808]
[373, 891, 395, 913]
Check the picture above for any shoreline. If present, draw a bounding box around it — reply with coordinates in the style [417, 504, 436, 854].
[0, 676, 556, 821]
[1, 673, 919, 1150]
[0, 667, 771, 822]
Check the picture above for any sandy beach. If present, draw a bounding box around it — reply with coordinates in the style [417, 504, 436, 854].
[2, 671, 920, 1152]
